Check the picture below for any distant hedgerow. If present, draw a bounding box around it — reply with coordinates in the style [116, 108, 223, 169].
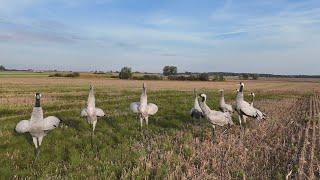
[49, 72, 80, 78]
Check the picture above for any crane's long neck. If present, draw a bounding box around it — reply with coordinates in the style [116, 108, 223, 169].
[31, 107, 43, 122]
[87, 89, 95, 109]
[198, 98, 211, 116]
[237, 85, 244, 102]
[219, 91, 225, 105]
[250, 94, 255, 105]
[35, 98, 40, 107]
[236, 92, 244, 101]
[140, 89, 147, 105]
[31, 95, 43, 121]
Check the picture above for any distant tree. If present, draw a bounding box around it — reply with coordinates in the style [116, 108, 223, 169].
[199, 73, 209, 81]
[0, 65, 6, 71]
[218, 74, 225, 81]
[163, 66, 178, 76]
[213, 74, 225, 81]
[252, 74, 259, 80]
[119, 67, 132, 79]
[240, 73, 249, 80]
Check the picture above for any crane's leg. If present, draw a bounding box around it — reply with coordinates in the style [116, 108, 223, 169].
[32, 137, 40, 163]
[212, 125, 216, 143]
[92, 120, 97, 135]
[145, 117, 149, 127]
[38, 136, 43, 147]
[243, 116, 247, 130]
[32, 137, 38, 149]
[222, 125, 230, 135]
[243, 116, 247, 124]
[140, 117, 143, 128]
[238, 115, 242, 129]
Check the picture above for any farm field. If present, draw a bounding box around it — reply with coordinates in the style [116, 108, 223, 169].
[1, 77, 320, 179]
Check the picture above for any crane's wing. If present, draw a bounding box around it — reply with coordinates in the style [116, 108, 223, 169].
[255, 108, 266, 121]
[240, 102, 257, 118]
[43, 116, 60, 131]
[15, 120, 30, 133]
[130, 102, 140, 113]
[81, 108, 88, 117]
[208, 111, 232, 126]
[147, 103, 158, 115]
[95, 108, 105, 117]
[226, 104, 233, 113]
[194, 97, 202, 112]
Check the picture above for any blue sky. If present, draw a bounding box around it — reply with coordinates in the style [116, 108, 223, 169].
[0, 0, 319, 74]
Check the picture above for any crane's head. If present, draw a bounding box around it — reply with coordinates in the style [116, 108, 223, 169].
[35, 93, 42, 100]
[34, 93, 42, 107]
[250, 92, 255, 97]
[199, 93, 207, 102]
[89, 84, 94, 90]
[239, 82, 244, 92]
[142, 82, 147, 94]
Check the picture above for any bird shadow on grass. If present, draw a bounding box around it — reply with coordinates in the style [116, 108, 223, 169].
[152, 113, 193, 130]
[58, 116, 84, 131]
[104, 116, 122, 131]
[12, 129, 34, 147]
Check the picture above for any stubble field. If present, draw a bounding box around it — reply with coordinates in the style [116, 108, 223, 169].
[0, 77, 320, 179]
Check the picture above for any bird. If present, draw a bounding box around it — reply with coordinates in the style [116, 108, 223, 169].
[81, 85, 105, 133]
[249, 92, 266, 119]
[249, 92, 255, 106]
[190, 88, 204, 120]
[15, 93, 60, 153]
[219, 89, 234, 114]
[130, 83, 158, 127]
[197, 93, 233, 139]
[235, 82, 266, 128]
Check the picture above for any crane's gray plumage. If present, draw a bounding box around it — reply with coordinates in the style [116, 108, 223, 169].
[190, 89, 204, 119]
[81, 85, 105, 132]
[15, 93, 60, 149]
[236, 83, 266, 127]
[249, 92, 266, 119]
[130, 83, 158, 127]
[198, 93, 233, 138]
[219, 89, 234, 113]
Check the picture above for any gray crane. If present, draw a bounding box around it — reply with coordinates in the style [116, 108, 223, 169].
[198, 93, 233, 139]
[235, 82, 266, 128]
[130, 83, 158, 127]
[15, 93, 60, 154]
[219, 89, 234, 114]
[81, 85, 105, 133]
[190, 89, 204, 120]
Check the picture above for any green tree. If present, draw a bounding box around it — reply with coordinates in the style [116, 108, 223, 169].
[119, 67, 132, 79]
[218, 74, 225, 81]
[199, 73, 209, 81]
[240, 73, 249, 80]
[163, 66, 178, 76]
[0, 65, 6, 71]
[252, 74, 259, 80]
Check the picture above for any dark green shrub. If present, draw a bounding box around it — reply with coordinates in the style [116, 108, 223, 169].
[119, 67, 132, 79]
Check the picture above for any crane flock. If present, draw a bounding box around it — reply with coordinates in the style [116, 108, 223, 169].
[15, 82, 266, 154]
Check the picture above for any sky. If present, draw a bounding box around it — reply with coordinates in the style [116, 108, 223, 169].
[0, 0, 319, 75]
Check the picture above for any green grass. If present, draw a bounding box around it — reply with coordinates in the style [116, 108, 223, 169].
[0, 81, 297, 179]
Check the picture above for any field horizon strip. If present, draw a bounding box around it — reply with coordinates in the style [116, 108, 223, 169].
[1, 77, 319, 178]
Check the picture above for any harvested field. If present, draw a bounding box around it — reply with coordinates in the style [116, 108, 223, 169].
[0, 77, 319, 179]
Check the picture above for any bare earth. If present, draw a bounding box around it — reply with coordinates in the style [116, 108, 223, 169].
[1, 77, 320, 93]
